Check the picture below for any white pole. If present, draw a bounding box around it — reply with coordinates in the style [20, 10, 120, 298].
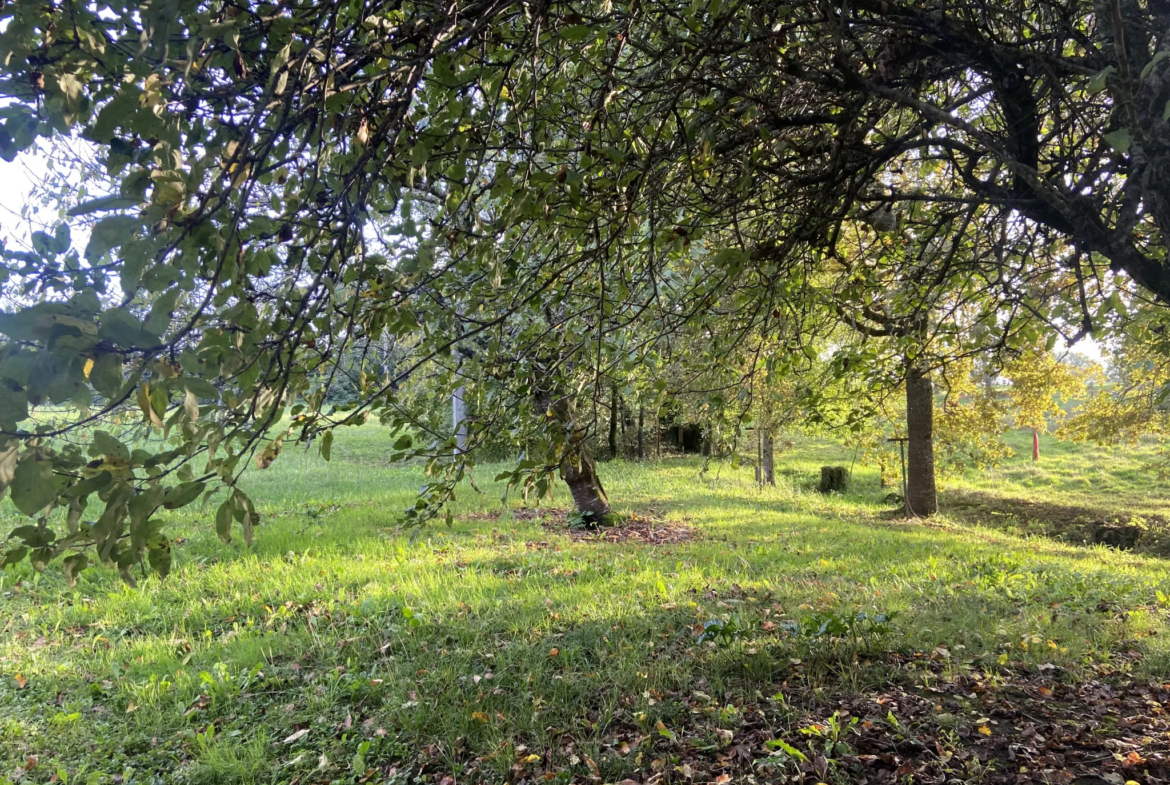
[452, 386, 466, 454]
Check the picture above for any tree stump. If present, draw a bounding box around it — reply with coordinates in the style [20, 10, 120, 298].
[818, 466, 849, 494]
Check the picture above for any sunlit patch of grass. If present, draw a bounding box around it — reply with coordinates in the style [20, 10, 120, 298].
[2, 424, 1170, 782]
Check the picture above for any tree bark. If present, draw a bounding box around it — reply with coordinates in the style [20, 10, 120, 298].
[608, 383, 619, 460]
[755, 431, 762, 485]
[560, 451, 612, 521]
[761, 431, 775, 486]
[620, 397, 627, 456]
[537, 388, 614, 522]
[905, 364, 938, 516]
[637, 406, 644, 461]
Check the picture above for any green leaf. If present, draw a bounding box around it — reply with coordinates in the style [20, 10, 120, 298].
[1087, 66, 1115, 94]
[1, 546, 27, 567]
[0, 380, 28, 426]
[147, 536, 172, 578]
[145, 290, 179, 337]
[320, 430, 333, 461]
[183, 387, 199, 421]
[181, 378, 219, 399]
[99, 308, 159, 349]
[215, 498, 232, 544]
[1103, 128, 1132, 153]
[90, 430, 130, 461]
[235, 490, 256, 546]
[65, 470, 112, 499]
[10, 459, 58, 516]
[763, 738, 808, 762]
[89, 354, 124, 398]
[163, 481, 205, 510]
[1141, 51, 1170, 81]
[85, 216, 140, 263]
[0, 441, 18, 497]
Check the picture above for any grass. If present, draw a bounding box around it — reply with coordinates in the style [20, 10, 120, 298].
[3, 424, 1170, 784]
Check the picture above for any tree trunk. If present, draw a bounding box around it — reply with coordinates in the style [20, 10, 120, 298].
[452, 386, 466, 454]
[620, 398, 627, 457]
[560, 451, 612, 522]
[637, 406, 644, 461]
[905, 364, 938, 516]
[537, 388, 615, 523]
[761, 431, 775, 486]
[608, 383, 619, 460]
[755, 431, 762, 485]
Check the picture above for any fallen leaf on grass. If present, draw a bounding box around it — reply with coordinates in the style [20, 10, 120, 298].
[584, 754, 600, 779]
[283, 728, 310, 744]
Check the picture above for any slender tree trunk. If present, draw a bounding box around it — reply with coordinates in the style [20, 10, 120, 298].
[608, 383, 619, 460]
[755, 430, 762, 485]
[905, 364, 938, 516]
[620, 398, 627, 457]
[637, 406, 644, 461]
[761, 431, 775, 486]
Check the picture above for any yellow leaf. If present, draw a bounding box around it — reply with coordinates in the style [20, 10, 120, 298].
[14, 673, 27, 689]
[83, 358, 94, 378]
[977, 725, 991, 736]
[472, 711, 489, 723]
[523, 754, 540, 763]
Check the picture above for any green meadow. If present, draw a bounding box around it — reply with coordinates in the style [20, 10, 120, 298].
[3, 425, 1170, 784]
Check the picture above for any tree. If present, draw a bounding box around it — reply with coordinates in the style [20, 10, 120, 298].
[2, 0, 1167, 576]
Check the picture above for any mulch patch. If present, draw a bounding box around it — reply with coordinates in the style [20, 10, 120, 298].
[513, 507, 697, 544]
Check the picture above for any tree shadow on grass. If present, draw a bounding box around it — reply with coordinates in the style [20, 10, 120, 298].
[941, 488, 1170, 557]
[26, 546, 1170, 785]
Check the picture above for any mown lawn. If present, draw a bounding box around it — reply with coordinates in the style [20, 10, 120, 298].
[3, 426, 1170, 785]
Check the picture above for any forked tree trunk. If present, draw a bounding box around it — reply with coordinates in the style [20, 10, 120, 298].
[905, 364, 938, 516]
[761, 431, 775, 486]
